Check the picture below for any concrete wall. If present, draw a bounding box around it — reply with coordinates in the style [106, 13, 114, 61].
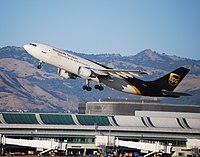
[86, 101, 200, 115]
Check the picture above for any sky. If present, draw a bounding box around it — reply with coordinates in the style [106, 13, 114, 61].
[0, 0, 200, 59]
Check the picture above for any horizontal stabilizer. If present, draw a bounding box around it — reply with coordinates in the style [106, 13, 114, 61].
[161, 90, 191, 97]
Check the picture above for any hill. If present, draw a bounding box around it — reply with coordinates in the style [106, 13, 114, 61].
[0, 46, 200, 112]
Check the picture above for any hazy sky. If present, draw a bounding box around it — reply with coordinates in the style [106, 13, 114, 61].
[0, 0, 200, 59]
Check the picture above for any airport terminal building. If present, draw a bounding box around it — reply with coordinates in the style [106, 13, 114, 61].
[0, 100, 200, 157]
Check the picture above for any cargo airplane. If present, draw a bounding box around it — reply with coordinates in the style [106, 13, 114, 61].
[24, 43, 191, 97]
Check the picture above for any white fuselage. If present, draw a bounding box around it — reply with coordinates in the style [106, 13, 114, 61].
[23, 43, 138, 95]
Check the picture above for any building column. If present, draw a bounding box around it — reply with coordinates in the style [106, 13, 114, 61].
[83, 148, 87, 156]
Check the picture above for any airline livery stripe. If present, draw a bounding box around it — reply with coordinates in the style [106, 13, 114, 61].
[131, 85, 141, 95]
[120, 77, 141, 95]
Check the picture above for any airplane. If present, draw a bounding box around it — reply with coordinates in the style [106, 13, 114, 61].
[23, 43, 191, 97]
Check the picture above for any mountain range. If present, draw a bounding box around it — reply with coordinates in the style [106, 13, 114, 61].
[0, 46, 200, 112]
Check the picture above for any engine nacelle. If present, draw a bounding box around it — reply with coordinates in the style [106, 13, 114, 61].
[57, 68, 76, 79]
[78, 66, 96, 78]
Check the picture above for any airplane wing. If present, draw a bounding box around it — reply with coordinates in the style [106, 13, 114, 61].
[92, 68, 148, 78]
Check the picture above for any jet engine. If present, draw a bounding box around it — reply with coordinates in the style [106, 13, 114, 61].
[57, 68, 76, 79]
[78, 66, 96, 78]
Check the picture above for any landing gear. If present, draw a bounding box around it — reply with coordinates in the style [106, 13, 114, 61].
[82, 80, 104, 92]
[37, 61, 43, 69]
[82, 85, 92, 91]
[94, 84, 104, 91]
[82, 79, 92, 91]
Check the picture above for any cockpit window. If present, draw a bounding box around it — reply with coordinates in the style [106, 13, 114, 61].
[29, 43, 37, 47]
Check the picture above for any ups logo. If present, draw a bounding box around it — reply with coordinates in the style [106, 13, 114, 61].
[168, 73, 180, 86]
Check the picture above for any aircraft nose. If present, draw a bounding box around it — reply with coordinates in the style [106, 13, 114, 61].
[23, 44, 33, 55]
[23, 44, 33, 56]
[23, 44, 29, 51]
